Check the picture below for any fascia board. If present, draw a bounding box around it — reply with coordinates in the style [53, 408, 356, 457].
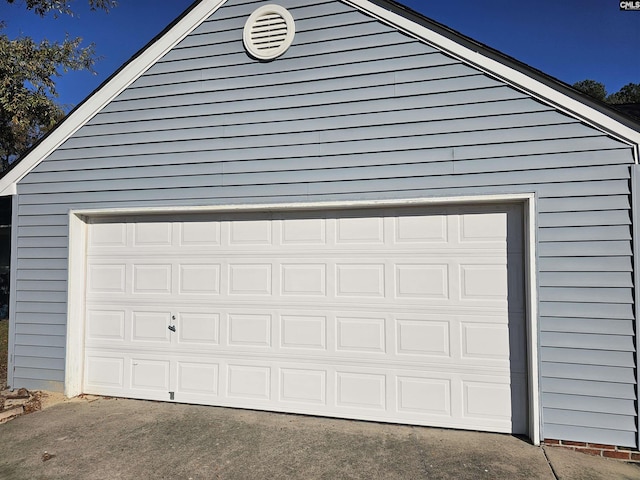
[0, 0, 228, 197]
[343, 0, 640, 161]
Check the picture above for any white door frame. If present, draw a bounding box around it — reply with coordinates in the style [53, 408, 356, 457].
[66, 193, 540, 444]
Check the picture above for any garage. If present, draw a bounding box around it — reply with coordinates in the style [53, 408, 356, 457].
[5, 0, 640, 450]
[81, 203, 527, 434]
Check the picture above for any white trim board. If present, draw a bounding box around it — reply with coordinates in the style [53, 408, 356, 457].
[0, 0, 639, 197]
[65, 194, 540, 444]
[632, 165, 640, 449]
[6, 194, 19, 389]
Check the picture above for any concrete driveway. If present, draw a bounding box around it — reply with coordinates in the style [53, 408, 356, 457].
[0, 396, 638, 480]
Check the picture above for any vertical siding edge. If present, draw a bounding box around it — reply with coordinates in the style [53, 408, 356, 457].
[527, 194, 541, 445]
[7, 194, 18, 388]
[631, 165, 640, 450]
[65, 212, 87, 397]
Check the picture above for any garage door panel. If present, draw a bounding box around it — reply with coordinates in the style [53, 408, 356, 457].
[131, 358, 170, 391]
[178, 312, 220, 345]
[460, 264, 508, 300]
[336, 216, 384, 243]
[84, 204, 527, 434]
[229, 219, 272, 245]
[228, 263, 272, 295]
[395, 263, 449, 299]
[397, 376, 452, 416]
[89, 222, 127, 247]
[134, 222, 172, 246]
[86, 309, 126, 341]
[459, 212, 508, 243]
[281, 264, 327, 296]
[179, 264, 220, 295]
[132, 311, 171, 343]
[281, 314, 327, 349]
[461, 322, 510, 359]
[228, 313, 273, 347]
[395, 214, 448, 243]
[85, 306, 514, 370]
[85, 258, 510, 307]
[463, 380, 513, 422]
[280, 368, 327, 405]
[177, 361, 219, 396]
[336, 371, 387, 410]
[227, 364, 271, 400]
[180, 221, 221, 246]
[133, 264, 173, 294]
[336, 263, 385, 297]
[85, 355, 125, 389]
[336, 315, 386, 353]
[281, 218, 327, 244]
[87, 264, 126, 293]
[397, 318, 450, 356]
[83, 353, 520, 432]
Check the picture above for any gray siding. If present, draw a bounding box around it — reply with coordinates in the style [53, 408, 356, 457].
[12, 0, 638, 446]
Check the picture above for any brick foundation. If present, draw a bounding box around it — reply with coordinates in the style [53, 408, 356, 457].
[543, 439, 640, 462]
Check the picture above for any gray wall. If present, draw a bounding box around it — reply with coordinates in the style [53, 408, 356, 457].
[0, 195, 10, 319]
[12, 0, 638, 446]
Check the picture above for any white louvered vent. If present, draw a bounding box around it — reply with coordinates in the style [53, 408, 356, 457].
[243, 5, 295, 61]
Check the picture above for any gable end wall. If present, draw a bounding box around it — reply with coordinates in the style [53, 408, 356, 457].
[9, 0, 638, 447]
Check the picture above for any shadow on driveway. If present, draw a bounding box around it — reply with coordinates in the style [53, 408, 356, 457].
[0, 397, 638, 479]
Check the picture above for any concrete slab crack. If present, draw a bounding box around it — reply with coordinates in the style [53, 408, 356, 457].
[542, 446, 560, 480]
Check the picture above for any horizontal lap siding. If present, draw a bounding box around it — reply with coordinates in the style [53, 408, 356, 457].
[13, 0, 638, 445]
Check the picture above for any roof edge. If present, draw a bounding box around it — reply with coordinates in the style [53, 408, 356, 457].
[344, 0, 640, 161]
[0, 0, 228, 197]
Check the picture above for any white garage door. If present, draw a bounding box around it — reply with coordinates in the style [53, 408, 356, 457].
[83, 204, 527, 434]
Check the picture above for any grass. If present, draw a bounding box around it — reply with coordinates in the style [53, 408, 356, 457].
[0, 319, 7, 390]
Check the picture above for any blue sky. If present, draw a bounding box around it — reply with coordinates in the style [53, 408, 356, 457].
[3, 0, 639, 111]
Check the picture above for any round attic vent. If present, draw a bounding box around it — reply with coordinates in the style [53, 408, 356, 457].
[243, 5, 295, 61]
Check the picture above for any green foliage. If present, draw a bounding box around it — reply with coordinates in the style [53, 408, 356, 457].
[573, 79, 640, 105]
[6, 0, 117, 18]
[0, 0, 116, 171]
[572, 79, 607, 102]
[0, 30, 97, 169]
[606, 83, 640, 105]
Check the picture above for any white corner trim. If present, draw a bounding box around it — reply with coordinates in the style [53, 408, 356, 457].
[70, 193, 535, 217]
[342, 0, 640, 160]
[0, 0, 228, 197]
[65, 212, 88, 397]
[631, 166, 640, 450]
[7, 194, 18, 388]
[525, 194, 541, 445]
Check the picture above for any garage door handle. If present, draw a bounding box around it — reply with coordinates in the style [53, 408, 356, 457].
[168, 325, 176, 332]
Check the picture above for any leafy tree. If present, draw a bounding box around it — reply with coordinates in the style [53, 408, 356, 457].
[0, 0, 117, 172]
[606, 83, 640, 105]
[572, 79, 607, 102]
[6, 0, 116, 17]
[573, 79, 640, 105]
